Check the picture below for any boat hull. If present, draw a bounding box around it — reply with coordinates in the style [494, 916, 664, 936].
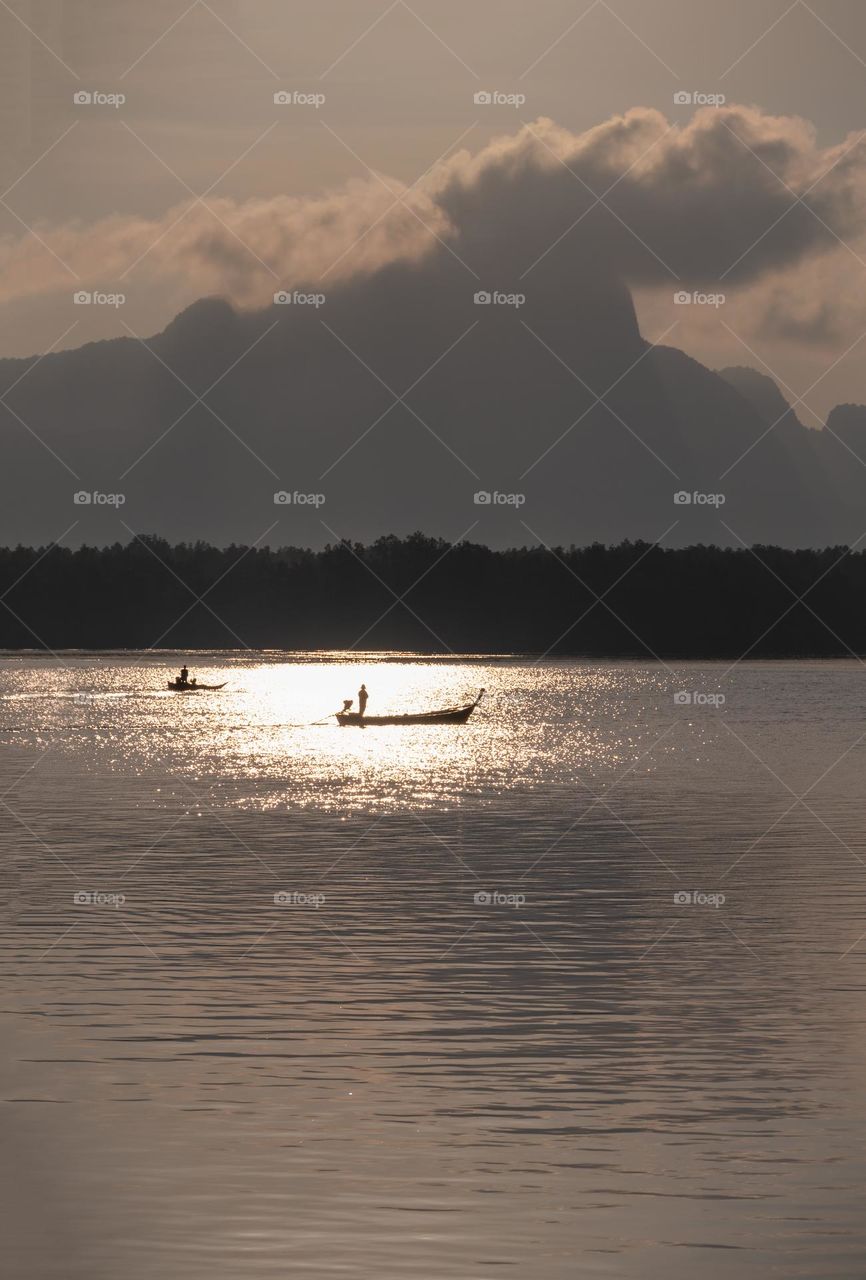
[336, 703, 477, 726]
[167, 682, 226, 691]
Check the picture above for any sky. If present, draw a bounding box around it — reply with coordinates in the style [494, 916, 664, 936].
[1, 0, 866, 421]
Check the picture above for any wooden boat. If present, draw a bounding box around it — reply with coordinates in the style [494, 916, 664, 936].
[167, 680, 226, 691]
[335, 689, 484, 726]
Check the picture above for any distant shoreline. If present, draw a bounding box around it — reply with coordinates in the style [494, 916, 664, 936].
[1, 534, 863, 658]
[0, 649, 862, 662]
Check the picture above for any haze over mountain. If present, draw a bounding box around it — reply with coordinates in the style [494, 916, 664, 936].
[3, 107, 866, 550]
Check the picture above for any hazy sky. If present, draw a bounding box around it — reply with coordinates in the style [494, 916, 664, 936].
[2, 0, 866, 418]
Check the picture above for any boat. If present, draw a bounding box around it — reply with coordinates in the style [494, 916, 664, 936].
[167, 680, 227, 691]
[335, 689, 484, 726]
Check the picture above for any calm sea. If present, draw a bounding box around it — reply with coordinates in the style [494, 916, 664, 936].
[3, 653, 866, 1279]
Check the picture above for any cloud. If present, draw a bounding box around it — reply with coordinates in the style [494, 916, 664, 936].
[436, 107, 866, 285]
[0, 177, 445, 308]
[1, 104, 865, 319]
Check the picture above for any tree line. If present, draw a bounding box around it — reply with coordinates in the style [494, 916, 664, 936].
[0, 533, 862, 656]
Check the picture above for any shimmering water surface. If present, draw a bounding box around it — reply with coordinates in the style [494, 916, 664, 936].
[3, 652, 866, 1279]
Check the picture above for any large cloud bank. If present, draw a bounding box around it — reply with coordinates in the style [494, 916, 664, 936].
[2, 105, 865, 332]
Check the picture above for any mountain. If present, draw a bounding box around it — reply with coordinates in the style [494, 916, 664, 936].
[1, 244, 863, 550]
[717, 366, 804, 431]
[826, 403, 866, 445]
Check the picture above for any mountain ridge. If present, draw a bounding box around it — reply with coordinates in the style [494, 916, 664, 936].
[2, 258, 863, 550]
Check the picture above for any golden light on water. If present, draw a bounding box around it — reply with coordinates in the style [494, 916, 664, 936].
[223, 658, 487, 807]
[0, 652, 649, 812]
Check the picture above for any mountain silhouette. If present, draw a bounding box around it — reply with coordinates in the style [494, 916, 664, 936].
[717, 366, 804, 431]
[1, 243, 864, 550]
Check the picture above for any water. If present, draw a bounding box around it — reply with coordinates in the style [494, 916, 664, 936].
[3, 653, 866, 1278]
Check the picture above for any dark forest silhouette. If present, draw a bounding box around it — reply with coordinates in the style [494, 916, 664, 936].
[1, 533, 864, 657]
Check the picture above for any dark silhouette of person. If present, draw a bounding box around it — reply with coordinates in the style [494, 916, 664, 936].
[180, 665, 189, 685]
[358, 683, 368, 717]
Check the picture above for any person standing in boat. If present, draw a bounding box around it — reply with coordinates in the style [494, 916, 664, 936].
[179, 664, 189, 685]
[358, 683, 368, 717]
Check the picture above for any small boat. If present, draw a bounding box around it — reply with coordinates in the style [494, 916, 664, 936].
[336, 689, 484, 726]
[167, 680, 227, 692]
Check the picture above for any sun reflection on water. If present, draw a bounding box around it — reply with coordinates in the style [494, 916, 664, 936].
[0, 652, 672, 812]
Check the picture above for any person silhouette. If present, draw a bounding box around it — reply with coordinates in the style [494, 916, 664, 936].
[180, 665, 189, 685]
[358, 683, 368, 717]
